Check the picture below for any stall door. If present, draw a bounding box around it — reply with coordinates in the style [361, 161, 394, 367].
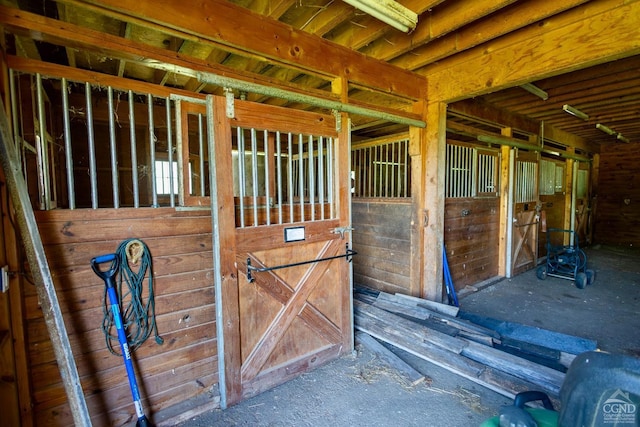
[212, 97, 353, 405]
[511, 152, 540, 276]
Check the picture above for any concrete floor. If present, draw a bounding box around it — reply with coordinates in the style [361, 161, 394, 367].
[175, 245, 640, 426]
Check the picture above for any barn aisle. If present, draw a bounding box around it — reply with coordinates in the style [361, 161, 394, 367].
[461, 245, 640, 356]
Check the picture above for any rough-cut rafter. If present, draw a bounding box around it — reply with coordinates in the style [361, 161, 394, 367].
[59, 0, 428, 99]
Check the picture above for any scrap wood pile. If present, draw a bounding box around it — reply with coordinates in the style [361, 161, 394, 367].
[354, 287, 598, 401]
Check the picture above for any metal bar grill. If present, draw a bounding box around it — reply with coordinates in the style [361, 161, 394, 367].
[352, 138, 410, 198]
[445, 144, 473, 198]
[232, 128, 336, 228]
[9, 70, 338, 218]
[516, 160, 537, 203]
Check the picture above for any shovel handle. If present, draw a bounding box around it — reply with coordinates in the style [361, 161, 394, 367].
[91, 253, 119, 287]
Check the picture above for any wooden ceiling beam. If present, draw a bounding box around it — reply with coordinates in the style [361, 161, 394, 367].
[391, 0, 589, 71]
[450, 99, 598, 153]
[360, 0, 517, 61]
[425, 0, 640, 103]
[63, 0, 427, 99]
[0, 6, 339, 104]
[328, 0, 441, 51]
[298, 3, 353, 37]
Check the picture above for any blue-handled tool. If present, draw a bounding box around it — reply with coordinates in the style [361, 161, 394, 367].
[91, 254, 153, 427]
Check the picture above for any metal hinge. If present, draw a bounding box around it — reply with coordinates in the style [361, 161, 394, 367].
[331, 226, 354, 239]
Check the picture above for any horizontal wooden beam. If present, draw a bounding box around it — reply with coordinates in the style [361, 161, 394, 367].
[0, 6, 331, 102]
[426, 0, 640, 103]
[64, 0, 427, 99]
[449, 99, 599, 154]
[1, 5, 423, 126]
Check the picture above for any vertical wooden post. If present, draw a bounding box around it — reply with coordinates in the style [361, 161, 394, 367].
[563, 149, 575, 244]
[498, 128, 512, 277]
[421, 101, 446, 301]
[588, 153, 599, 244]
[332, 76, 354, 352]
[209, 95, 241, 407]
[409, 100, 425, 297]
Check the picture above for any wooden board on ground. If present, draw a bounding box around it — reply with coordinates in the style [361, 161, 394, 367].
[355, 332, 426, 386]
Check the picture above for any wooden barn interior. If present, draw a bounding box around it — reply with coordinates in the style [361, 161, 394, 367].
[0, 0, 639, 425]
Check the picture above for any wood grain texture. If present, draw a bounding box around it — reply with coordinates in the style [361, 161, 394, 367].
[26, 208, 218, 426]
[352, 200, 412, 294]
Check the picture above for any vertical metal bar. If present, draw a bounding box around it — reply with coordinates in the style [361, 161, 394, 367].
[276, 131, 283, 224]
[308, 135, 315, 221]
[85, 82, 98, 209]
[129, 90, 140, 208]
[287, 133, 294, 223]
[367, 147, 372, 197]
[237, 127, 246, 228]
[198, 113, 205, 197]
[384, 143, 390, 198]
[36, 74, 51, 210]
[264, 130, 271, 226]
[166, 97, 175, 207]
[318, 136, 325, 220]
[148, 94, 158, 207]
[404, 139, 409, 197]
[108, 87, 120, 208]
[175, 100, 185, 206]
[9, 70, 21, 166]
[356, 148, 367, 197]
[60, 78, 76, 209]
[0, 100, 93, 427]
[298, 133, 305, 221]
[251, 128, 259, 226]
[328, 137, 334, 219]
[393, 142, 399, 197]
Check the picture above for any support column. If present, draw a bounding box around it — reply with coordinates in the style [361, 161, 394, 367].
[498, 128, 512, 277]
[409, 100, 425, 298]
[421, 101, 446, 301]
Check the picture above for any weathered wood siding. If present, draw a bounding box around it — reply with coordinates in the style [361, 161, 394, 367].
[352, 200, 412, 294]
[30, 208, 218, 426]
[444, 198, 500, 290]
[594, 144, 640, 245]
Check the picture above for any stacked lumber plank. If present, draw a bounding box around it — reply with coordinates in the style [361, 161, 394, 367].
[353, 288, 597, 401]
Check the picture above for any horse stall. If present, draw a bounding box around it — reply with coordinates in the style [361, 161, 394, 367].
[2, 58, 353, 426]
[350, 136, 418, 296]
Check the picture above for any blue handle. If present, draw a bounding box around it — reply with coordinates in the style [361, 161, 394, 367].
[91, 253, 119, 285]
[94, 253, 116, 263]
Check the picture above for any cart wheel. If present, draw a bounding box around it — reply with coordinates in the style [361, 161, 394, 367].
[586, 269, 596, 285]
[536, 265, 548, 280]
[575, 272, 587, 289]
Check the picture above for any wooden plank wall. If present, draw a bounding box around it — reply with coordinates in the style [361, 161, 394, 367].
[352, 200, 412, 294]
[538, 194, 566, 256]
[444, 198, 500, 290]
[29, 208, 218, 426]
[593, 144, 640, 245]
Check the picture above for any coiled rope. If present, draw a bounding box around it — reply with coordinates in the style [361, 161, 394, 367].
[102, 238, 163, 355]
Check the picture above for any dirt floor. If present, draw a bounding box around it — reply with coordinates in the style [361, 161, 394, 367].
[174, 245, 640, 426]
